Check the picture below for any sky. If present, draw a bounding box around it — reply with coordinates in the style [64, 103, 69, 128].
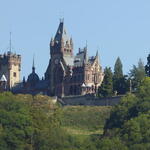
[0, 0, 150, 79]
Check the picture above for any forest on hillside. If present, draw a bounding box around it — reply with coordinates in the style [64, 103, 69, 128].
[1, 77, 150, 149]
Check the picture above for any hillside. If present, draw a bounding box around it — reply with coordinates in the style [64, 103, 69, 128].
[2, 77, 150, 150]
[0, 92, 112, 150]
[62, 106, 111, 134]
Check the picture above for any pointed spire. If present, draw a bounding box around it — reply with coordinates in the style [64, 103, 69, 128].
[95, 50, 100, 64]
[51, 20, 73, 57]
[32, 55, 35, 73]
[86, 40, 88, 49]
[96, 50, 98, 58]
[9, 32, 12, 52]
[23, 76, 26, 83]
[84, 44, 88, 63]
[54, 19, 70, 46]
[70, 37, 73, 46]
[60, 18, 64, 23]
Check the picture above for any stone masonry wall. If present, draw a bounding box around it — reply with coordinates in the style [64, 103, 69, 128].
[61, 95, 123, 106]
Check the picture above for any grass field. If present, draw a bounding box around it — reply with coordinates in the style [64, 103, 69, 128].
[63, 127, 103, 136]
[61, 106, 111, 139]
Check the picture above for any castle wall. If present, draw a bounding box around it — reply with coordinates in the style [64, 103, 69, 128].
[61, 95, 122, 106]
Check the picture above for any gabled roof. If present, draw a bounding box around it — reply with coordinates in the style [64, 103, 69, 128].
[81, 83, 86, 87]
[0, 74, 7, 82]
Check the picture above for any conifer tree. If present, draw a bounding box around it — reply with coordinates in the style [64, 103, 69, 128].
[113, 57, 126, 94]
[130, 59, 146, 91]
[98, 67, 113, 97]
[114, 57, 123, 79]
[145, 54, 150, 77]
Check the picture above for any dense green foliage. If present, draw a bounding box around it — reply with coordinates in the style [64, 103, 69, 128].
[129, 59, 146, 91]
[98, 57, 130, 97]
[0, 93, 112, 150]
[113, 57, 129, 95]
[145, 54, 150, 77]
[0, 93, 73, 150]
[102, 77, 150, 150]
[0, 93, 33, 150]
[114, 57, 123, 79]
[2, 76, 150, 149]
[98, 67, 113, 97]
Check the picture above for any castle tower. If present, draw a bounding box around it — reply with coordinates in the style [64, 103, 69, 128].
[45, 19, 74, 97]
[50, 19, 73, 57]
[0, 51, 21, 90]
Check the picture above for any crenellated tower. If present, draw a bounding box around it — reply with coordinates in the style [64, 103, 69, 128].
[0, 51, 21, 89]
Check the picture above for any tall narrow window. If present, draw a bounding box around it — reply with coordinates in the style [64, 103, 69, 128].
[88, 74, 90, 80]
[13, 72, 17, 77]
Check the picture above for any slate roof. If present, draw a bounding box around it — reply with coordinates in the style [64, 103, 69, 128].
[27, 72, 39, 83]
[74, 47, 88, 67]
[27, 60, 39, 83]
[35, 80, 49, 90]
[64, 56, 74, 66]
[54, 20, 70, 45]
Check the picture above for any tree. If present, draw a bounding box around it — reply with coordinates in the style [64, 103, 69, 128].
[0, 93, 75, 150]
[103, 77, 150, 149]
[122, 113, 150, 145]
[113, 57, 127, 94]
[98, 137, 128, 150]
[129, 59, 146, 91]
[114, 57, 123, 79]
[98, 67, 113, 97]
[136, 77, 150, 99]
[0, 92, 33, 150]
[145, 54, 150, 77]
[104, 93, 138, 131]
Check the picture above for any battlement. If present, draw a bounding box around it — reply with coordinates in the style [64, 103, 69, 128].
[0, 51, 21, 89]
[0, 51, 21, 65]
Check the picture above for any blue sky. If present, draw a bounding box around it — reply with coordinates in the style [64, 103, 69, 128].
[0, 0, 150, 79]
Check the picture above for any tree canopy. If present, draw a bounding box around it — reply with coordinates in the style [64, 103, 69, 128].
[98, 67, 113, 97]
[103, 77, 150, 150]
[113, 57, 129, 94]
[0, 93, 72, 150]
[114, 57, 123, 79]
[129, 59, 146, 91]
[145, 54, 150, 77]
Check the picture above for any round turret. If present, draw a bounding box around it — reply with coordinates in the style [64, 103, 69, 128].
[27, 58, 39, 86]
[27, 72, 39, 84]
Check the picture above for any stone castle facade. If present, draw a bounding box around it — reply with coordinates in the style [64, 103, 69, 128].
[0, 20, 104, 97]
[0, 51, 21, 91]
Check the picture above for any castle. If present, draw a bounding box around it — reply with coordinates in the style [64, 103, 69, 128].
[0, 20, 104, 97]
[0, 51, 21, 91]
